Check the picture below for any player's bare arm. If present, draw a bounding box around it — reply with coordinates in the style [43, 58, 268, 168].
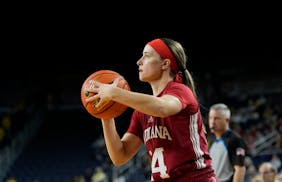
[101, 118, 142, 166]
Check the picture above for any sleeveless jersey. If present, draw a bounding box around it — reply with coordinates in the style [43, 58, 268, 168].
[127, 81, 216, 182]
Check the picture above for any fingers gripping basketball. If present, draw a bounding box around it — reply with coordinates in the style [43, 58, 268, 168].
[81, 70, 130, 119]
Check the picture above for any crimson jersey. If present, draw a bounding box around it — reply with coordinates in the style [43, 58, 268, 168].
[127, 81, 217, 182]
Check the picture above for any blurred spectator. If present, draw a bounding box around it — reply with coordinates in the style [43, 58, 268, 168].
[91, 166, 108, 182]
[258, 162, 278, 182]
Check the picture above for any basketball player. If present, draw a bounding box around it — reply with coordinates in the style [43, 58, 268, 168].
[85, 38, 219, 182]
[208, 103, 247, 182]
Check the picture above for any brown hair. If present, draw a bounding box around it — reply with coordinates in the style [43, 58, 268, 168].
[161, 38, 197, 98]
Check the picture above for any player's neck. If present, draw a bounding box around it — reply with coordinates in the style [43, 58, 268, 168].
[150, 77, 173, 96]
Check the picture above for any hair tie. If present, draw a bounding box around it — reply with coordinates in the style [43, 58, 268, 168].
[181, 67, 187, 72]
[174, 71, 183, 83]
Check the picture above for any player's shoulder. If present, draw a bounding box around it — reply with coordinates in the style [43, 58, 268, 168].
[228, 130, 247, 145]
[167, 81, 190, 91]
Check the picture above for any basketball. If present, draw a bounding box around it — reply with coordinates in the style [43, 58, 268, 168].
[81, 70, 130, 119]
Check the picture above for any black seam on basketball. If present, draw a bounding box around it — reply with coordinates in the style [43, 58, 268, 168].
[82, 70, 130, 118]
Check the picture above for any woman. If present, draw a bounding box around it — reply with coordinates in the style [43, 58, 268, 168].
[86, 38, 218, 182]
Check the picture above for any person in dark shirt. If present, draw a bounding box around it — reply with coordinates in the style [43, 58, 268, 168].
[208, 103, 247, 182]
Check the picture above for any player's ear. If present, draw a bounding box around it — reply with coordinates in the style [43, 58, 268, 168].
[163, 59, 170, 66]
[162, 59, 170, 70]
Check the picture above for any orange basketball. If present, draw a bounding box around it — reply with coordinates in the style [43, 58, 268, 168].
[81, 70, 130, 119]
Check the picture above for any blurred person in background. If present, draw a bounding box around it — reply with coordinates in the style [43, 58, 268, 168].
[91, 166, 108, 182]
[258, 162, 279, 182]
[208, 103, 247, 182]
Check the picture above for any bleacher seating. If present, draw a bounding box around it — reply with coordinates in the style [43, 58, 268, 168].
[4, 108, 102, 182]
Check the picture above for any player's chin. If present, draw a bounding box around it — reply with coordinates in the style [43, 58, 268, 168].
[139, 75, 146, 82]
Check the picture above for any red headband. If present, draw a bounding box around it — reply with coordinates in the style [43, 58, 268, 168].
[147, 39, 178, 74]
